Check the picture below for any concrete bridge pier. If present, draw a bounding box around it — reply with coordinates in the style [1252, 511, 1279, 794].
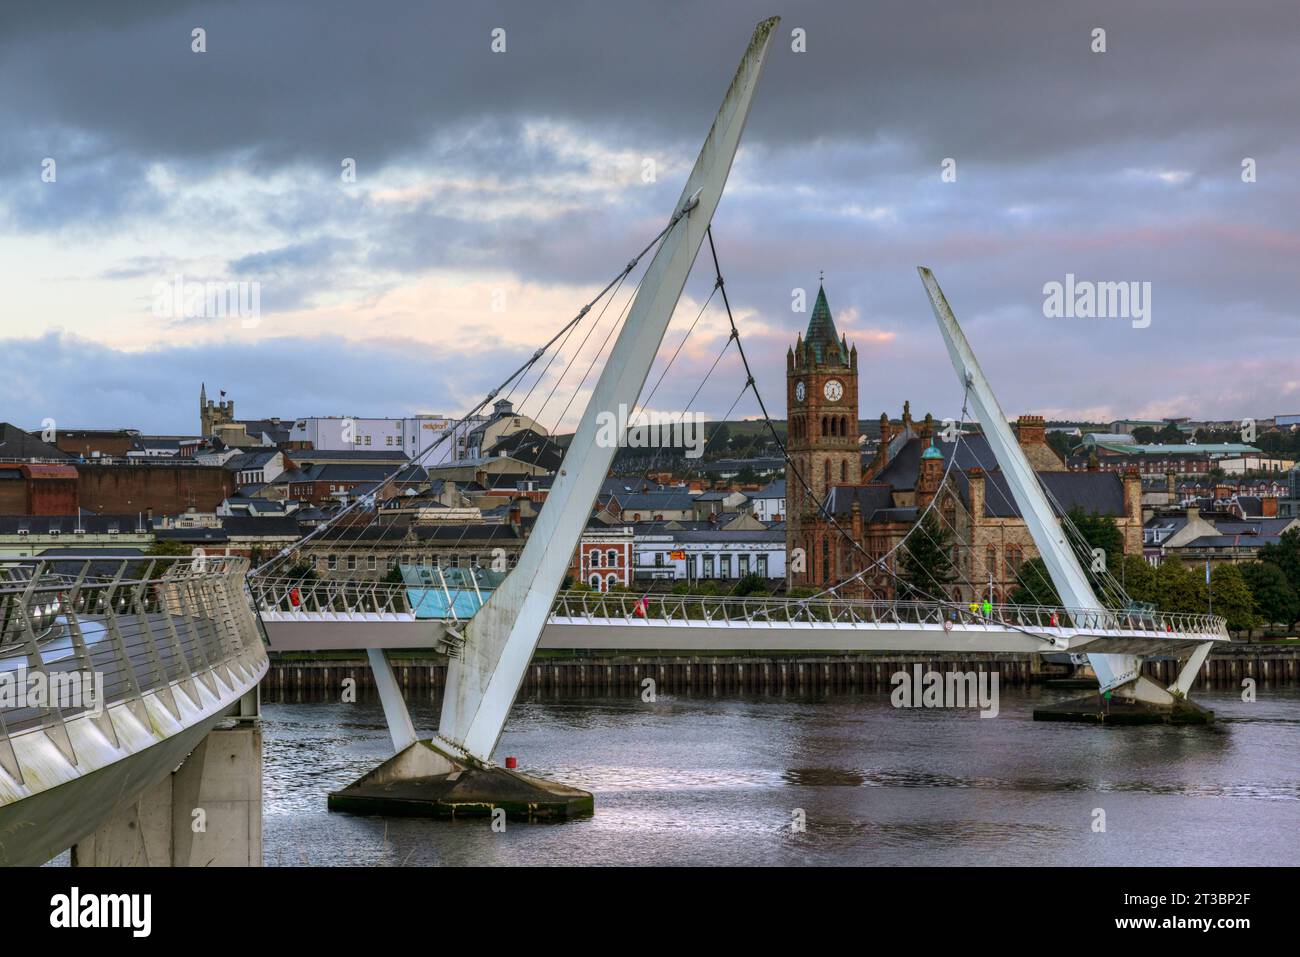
[72, 689, 263, 867]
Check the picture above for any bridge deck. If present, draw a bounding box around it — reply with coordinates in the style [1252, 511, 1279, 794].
[252, 579, 1228, 656]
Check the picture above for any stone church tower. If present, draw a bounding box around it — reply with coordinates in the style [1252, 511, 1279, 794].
[786, 283, 859, 587]
[199, 383, 235, 437]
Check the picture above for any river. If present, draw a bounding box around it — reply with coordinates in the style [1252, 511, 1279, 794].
[261, 684, 1300, 866]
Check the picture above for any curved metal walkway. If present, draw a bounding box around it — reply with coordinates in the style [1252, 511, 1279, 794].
[0, 556, 268, 866]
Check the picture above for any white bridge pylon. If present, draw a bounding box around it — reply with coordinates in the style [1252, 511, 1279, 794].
[917, 267, 1218, 706]
[432, 16, 783, 764]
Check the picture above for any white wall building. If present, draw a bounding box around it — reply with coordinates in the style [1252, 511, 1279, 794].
[289, 415, 484, 464]
[749, 480, 786, 523]
[633, 528, 785, 582]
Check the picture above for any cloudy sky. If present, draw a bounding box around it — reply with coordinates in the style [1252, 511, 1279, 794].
[1, 0, 1297, 437]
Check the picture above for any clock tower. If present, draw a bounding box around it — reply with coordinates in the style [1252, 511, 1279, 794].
[786, 282, 859, 586]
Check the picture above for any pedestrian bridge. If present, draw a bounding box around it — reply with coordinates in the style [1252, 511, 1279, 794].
[0, 555, 268, 866]
[251, 575, 1227, 657]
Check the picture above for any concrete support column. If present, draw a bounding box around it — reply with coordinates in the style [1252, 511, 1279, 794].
[72, 726, 263, 867]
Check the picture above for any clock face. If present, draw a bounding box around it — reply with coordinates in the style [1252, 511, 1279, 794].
[794, 381, 806, 402]
[824, 379, 844, 401]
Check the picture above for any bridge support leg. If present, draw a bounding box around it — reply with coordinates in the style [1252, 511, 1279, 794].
[71, 721, 263, 866]
[368, 649, 417, 754]
[1033, 652, 1215, 725]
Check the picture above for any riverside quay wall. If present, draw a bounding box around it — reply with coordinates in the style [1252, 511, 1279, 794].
[262, 644, 1300, 697]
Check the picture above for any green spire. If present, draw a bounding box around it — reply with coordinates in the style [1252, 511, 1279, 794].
[805, 283, 848, 365]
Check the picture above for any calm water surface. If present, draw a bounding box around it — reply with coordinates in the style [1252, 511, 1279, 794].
[262, 686, 1300, 866]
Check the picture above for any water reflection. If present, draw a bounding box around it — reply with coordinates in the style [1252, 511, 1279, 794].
[262, 686, 1300, 866]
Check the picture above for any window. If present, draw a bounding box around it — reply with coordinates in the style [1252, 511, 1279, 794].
[720, 554, 732, 578]
[841, 460, 847, 482]
[757, 554, 768, 577]
[606, 549, 618, 567]
[702, 554, 715, 577]
[821, 537, 830, 584]
[823, 461, 830, 486]
[327, 554, 337, 570]
[368, 556, 377, 571]
[590, 574, 602, 590]
[739, 554, 750, 575]
[347, 555, 357, 571]
[606, 574, 618, 590]
[655, 552, 664, 567]
[590, 550, 601, 568]
[986, 545, 997, 581]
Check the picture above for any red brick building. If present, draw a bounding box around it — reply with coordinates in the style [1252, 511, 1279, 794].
[569, 526, 634, 591]
[0, 464, 80, 515]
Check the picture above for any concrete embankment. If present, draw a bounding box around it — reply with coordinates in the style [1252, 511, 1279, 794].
[263, 643, 1300, 696]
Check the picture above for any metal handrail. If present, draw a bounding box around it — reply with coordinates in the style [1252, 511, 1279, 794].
[247, 574, 1229, 638]
[0, 556, 266, 779]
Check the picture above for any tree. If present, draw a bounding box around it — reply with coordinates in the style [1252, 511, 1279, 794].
[1151, 560, 1207, 615]
[732, 571, 766, 597]
[1155, 423, 1186, 444]
[148, 539, 193, 556]
[1259, 527, 1300, 596]
[898, 512, 955, 601]
[1067, 507, 1125, 570]
[1209, 563, 1257, 632]
[1118, 554, 1156, 605]
[1239, 561, 1299, 626]
[1009, 557, 1060, 606]
[1046, 430, 1075, 461]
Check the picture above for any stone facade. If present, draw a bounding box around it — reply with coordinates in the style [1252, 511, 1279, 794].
[785, 284, 860, 588]
[782, 285, 1142, 600]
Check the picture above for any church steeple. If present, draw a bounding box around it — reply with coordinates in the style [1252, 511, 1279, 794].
[804, 283, 848, 365]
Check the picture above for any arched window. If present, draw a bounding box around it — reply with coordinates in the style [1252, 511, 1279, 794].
[606, 574, 618, 590]
[821, 536, 830, 584]
[841, 460, 847, 483]
[823, 460, 830, 486]
[590, 574, 602, 590]
[821, 416, 828, 437]
[986, 545, 997, 581]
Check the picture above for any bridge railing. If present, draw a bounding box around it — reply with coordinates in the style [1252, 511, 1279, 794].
[250, 575, 1227, 639]
[0, 555, 265, 774]
[253, 575, 414, 618]
[550, 592, 1228, 638]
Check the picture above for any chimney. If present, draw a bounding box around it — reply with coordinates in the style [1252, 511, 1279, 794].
[509, 503, 521, 526]
[1123, 466, 1142, 529]
[1263, 497, 1278, 517]
[968, 466, 986, 519]
[1165, 471, 1176, 498]
[1015, 414, 1046, 448]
